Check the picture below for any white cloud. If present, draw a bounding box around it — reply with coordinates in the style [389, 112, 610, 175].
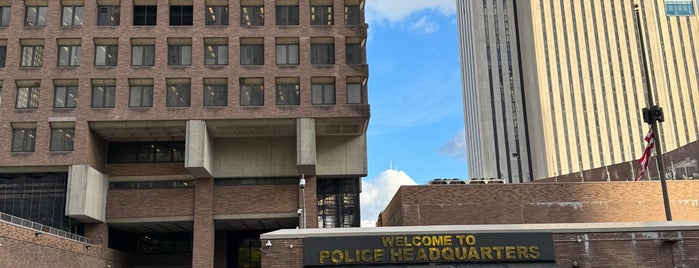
[360, 169, 418, 227]
[440, 129, 466, 159]
[365, 0, 456, 24]
[410, 16, 440, 34]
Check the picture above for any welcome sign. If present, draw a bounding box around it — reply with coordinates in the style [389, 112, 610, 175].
[666, 0, 695, 16]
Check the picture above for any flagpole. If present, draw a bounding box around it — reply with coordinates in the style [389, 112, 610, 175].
[634, 4, 672, 221]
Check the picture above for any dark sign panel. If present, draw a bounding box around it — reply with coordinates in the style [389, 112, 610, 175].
[304, 233, 555, 266]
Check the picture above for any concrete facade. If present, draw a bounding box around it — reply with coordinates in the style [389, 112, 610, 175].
[0, 0, 368, 267]
[458, 0, 699, 182]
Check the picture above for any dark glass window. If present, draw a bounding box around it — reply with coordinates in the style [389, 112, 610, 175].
[94, 45, 118, 66]
[0, 6, 10, 27]
[57, 45, 81, 66]
[312, 83, 335, 105]
[25, 6, 47, 26]
[240, 79, 264, 106]
[129, 86, 153, 107]
[170, 6, 193, 26]
[107, 141, 186, 163]
[50, 127, 75, 151]
[205, 44, 228, 65]
[240, 44, 264, 65]
[0, 173, 68, 229]
[275, 83, 300, 105]
[54, 86, 78, 108]
[311, 43, 334, 64]
[238, 239, 262, 268]
[131, 45, 155, 66]
[204, 84, 227, 106]
[275, 44, 299, 65]
[166, 82, 191, 107]
[345, 43, 362, 64]
[240, 6, 264, 26]
[310, 5, 333, 25]
[91, 86, 115, 108]
[11, 128, 36, 152]
[0, 46, 5, 67]
[97, 6, 120, 26]
[344, 5, 360, 25]
[206, 6, 228, 26]
[110, 180, 194, 190]
[133, 5, 157, 26]
[168, 45, 192, 65]
[214, 178, 298, 186]
[317, 178, 360, 228]
[275, 5, 298, 25]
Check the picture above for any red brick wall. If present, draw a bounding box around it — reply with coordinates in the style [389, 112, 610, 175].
[213, 185, 298, 215]
[106, 188, 195, 219]
[105, 163, 190, 177]
[381, 181, 699, 226]
[260, 238, 305, 268]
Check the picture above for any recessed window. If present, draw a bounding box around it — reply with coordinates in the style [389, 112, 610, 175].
[20, 45, 44, 67]
[240, 78, 264, 106]
[276, 38, 299, 65]
[11, 127, 36, 152]
[16, 86, 40, 109]
[91, 79, 116, 108]
[168, 44, 192, 66]
[133, 5, 157, 26]
[97, 6, 120, 26]
[94, 45, 118, 66]
[57, 45, 81, 66]
[166, 79, 191, 107]
[107, 141, 185, 163]
[345, 40, 363, 64]
[131, 44, 155, 66]
[170, 5, 193, 26]
[203, 78, 228, 106]
[0, 45, 6, 67]
[0, 6, 11, 27]
[54, 86, 78, 108]
[25, 6, 48, 26]
[240, 6, 264, 26]
[346, 77, 365, 104]
[275, 78, 300, 105]
[50, 127, 75, 151]
[310, 5, 333, 25]
[311, 77, 335, 105]
[344, 5, 360, 25]
[275, 5, 298, 25]
[129, 79, 153, 107]
[240, 38, 264, 65]
[311, 38, 334, 64]
[61, 6, 84, 26]
[205, 44, 228, 65]
[206, 6, 229, 26]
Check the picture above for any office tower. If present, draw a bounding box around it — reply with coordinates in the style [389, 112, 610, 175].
[0, 0, 368, 266]
[457, 0, 699, 182]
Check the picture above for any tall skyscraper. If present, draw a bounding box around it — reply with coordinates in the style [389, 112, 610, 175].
[0, 0, 368, 266]
[457, 0, 699, 182]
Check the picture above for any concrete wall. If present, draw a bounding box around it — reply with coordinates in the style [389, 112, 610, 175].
[212, 137, 298, 178]
[186, 120, 214, 178]
[316, 134, 367, 176]
[66, 165, 109, 222]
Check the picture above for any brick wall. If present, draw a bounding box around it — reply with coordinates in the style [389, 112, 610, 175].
[380, 181, 699, 226]
[106, 188, 195, 219]
[213, 185, 298, 215]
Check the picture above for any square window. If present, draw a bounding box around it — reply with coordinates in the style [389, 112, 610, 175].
[61, 6, 84, 26]
[129, 86, 153, 107]
[310, 6, 333, 25]
[95, 45, 118, 66]
[133, 5, 157, 26]
[0, 6, 11, 27]
[312, 83, 335, 105]
[132, 45, 155, 66]
[11, 128, 36, 152]
[168, 45, 192, 66]
[58, 45, 81, 66]
[54, 86, 77, 108]
[50, 127, 75, 151]
[91, 85, 115, 108]
[275, 5, 298, 25]
[16, 86, 40, 109]
[240, 78, 264, 106]
[276, 83, 300, 105]
[345, 5, 360, 25]
[240, 44, 264, 65]
[240, 6, 264, 26]
[276, 44, 299, 65]
[20, 45, 44, 67]
[347, 83, 362, 104]
[205, 44, 228, 65]
[311, 43, 334, 64]
[345, 43, 362, 64]
[98, 6, 120, 26]
[166, 80, 191, 107]
[170, 6, 193, 26]
[0, 45, 6, 67]
[25, 6, 47, 26]
[203, 82, 227, 106]
[206, 6, 229, 26]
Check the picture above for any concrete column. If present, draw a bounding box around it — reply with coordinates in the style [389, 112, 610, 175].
[66, 165, 108, 222]
[186, 120, 214, 178]
[297, 118, 317, 175]
[192, 178, 215, 268]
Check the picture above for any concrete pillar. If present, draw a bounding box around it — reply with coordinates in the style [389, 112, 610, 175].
[192, 178, 215, 268]
[186, 120, 214, 178]
[297, 118, 317, 175]
[66, 165, 108, 222]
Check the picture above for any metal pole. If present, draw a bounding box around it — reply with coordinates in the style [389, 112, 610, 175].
[301, 174, 307, 228]
[634, 4, 672, 221]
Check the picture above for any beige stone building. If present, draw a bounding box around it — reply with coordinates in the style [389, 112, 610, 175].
[458, 0, 699, 182]
[0, 0, 368, 267]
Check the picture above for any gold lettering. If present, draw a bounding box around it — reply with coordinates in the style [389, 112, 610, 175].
[416, 248, 428, 261]
[412, 236, 422, 246]
[480, 247, 493, 260]
[374, 249, 384, 262]
[319, 250, 330, 264]
[390, 248, 402, 262]
[442, 247, 455, 261]
[505, 246, 516, 259]
[464, 235, 476, 246]
[528, 246, 540, 259]
[431, 236, 443, 246]
[467, 247, 480, 260]
[403, 248, 414, 261]
[422, 236, 432, 246]
[455, 235, 465, 245]
[455, 247, 468, 260]
[516, 246, 529, 259]
[396, 236, 405, 246]
[381, 237, 395, 247]
[444, 235, 452, 246]
[331, 250, 343, 263]
[361, 249, 372, 262]
[429, 247, 440, 261]
[492, 246, 504, 259]
[344, 250, 354, 263]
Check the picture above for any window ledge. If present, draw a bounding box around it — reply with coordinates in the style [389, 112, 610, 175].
[277, 64, 299, 68]
[94, 65, 117, 68]
[241, 65, 264, 69]
[10, 151, 34, 155]
[204, 64, 228, 68]
[56, 65, 80, 69]
[129, 106, 153, 110]
[204, 105, 227, 108]
[49, 151, 74, 154]
[168, 65, 193, 68]
[52, 108, 77, 111]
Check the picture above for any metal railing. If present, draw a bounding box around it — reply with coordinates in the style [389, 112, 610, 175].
[0, 212, 90, 244]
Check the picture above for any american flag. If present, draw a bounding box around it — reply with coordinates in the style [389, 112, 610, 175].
[634, 128, 655, 182]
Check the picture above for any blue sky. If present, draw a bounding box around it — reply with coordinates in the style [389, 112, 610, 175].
[360, 1, 465, 226]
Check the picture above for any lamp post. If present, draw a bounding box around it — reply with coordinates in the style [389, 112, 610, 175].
[634, 4, 672, 221]
[299, 174, 307, 228]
